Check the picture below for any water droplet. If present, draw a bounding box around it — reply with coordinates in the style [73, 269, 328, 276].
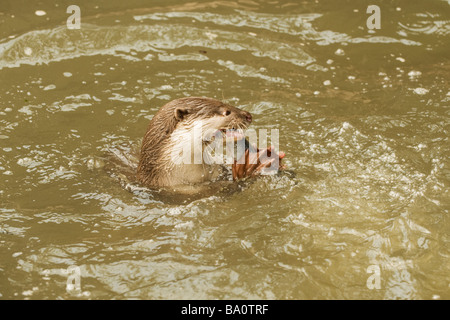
[335, 48, 345, 56]
[408, 70, 422, 79]
[413, 88, 429, 95]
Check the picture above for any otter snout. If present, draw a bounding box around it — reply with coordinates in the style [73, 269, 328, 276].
[243, 111, 252, 123]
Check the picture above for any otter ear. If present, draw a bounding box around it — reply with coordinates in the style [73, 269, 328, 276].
[174, 107, 189, 121]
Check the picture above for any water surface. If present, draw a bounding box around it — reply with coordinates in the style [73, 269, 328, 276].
[0, 0, 449, 299]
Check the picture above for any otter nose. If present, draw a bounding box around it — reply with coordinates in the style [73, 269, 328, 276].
[244, 111, 252, 123]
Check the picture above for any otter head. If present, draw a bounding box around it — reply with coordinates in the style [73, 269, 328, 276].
[171, 97, 252, 144]
[137, 97, 252, 187]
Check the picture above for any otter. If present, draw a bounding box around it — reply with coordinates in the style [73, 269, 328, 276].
[136, 97, 284, 188]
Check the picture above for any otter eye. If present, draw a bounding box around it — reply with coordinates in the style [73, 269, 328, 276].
[223, 110, 231, 116]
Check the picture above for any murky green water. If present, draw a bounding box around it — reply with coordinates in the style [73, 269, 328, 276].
[0, 0, 449, 299]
